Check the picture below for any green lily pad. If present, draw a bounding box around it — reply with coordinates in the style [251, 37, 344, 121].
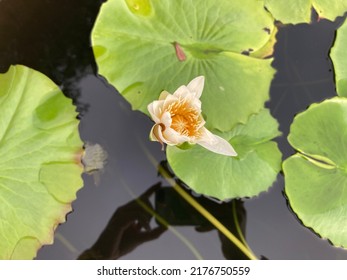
[0, 65, 83, 259]
[330, 18, 347, 97]
[284, 97, 347, 247]
[166, 109, 282, 200]
[264, 0, 347, 24]
[92, 0, 276, 131]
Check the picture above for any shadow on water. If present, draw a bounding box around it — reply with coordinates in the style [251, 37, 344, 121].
[78, 180, 249, 260]
[245, 16, 347, 259]
[1, 0, 347, 259]
[0, 0, 104, 115]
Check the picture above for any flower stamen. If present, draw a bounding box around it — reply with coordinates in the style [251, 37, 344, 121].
[167, 98, 202, 138]
[147, 76, 237, 156]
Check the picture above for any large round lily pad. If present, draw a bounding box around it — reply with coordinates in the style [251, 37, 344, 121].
[330, 18, 347, 97]
[264, 0, 347, 24]
[92, 0, 276, 131]
[0, 65, 83, 259]
[167, 109, 282, 200]
[284, 97, 347, 247]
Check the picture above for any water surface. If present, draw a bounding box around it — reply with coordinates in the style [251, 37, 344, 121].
[0, 0, 346, 259]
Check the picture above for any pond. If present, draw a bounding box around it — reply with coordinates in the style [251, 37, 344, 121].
[1, 0, 347, 260]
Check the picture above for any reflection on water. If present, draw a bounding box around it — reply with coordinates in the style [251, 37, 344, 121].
[1, 0, 347, 259]
[82, 142, 108, 185]
[78, 179, 249, 260]
[78, 183, 167, 260]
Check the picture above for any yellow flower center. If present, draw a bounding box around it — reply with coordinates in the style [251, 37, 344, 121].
[167, 98, 202, 137]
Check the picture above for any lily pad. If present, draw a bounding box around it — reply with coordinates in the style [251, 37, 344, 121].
[330, 18, 347, 97]
[92, 0, 276, 131]
[283, 97, 347, 247]
[264, 0, 347, 24]
[0, 65, 83, 259]
[166, 109, 282, 200]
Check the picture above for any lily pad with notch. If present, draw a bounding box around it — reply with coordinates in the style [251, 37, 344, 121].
[0, 65, 83, 259]
[283, 97, 347, 247]
[92, 0, 276, 132]
[264, 0, 347, 24]
[166, 109, 282, 200]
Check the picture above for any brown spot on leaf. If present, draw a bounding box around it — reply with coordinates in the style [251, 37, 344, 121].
[173, 42, 186, 62]
[263, 27, 271, 34]
[74, 147, 84, 168]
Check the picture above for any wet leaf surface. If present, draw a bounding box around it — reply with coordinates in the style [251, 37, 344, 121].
[284, 97, 347, 247]
[167, 109, 282, 200]
[0, 65, 83, 259]
[92, 0, 276, 131]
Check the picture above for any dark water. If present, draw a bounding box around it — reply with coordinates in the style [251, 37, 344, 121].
[1, 0, 347, 259]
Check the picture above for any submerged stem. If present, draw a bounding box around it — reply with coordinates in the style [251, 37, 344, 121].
[55, 232, 79, 255]
[232, 200, 254, 254]
[171, 181, 257, 260]
[116, 167, 204, 260]
[138, 137, 257, 260]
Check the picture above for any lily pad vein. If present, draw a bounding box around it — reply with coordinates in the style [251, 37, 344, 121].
[0, 68, 27, 147]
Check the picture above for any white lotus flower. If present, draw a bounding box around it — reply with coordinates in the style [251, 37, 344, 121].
[147, 76, 237, 156]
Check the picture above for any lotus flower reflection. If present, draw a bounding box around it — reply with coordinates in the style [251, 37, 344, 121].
[147, 76, 237, 156]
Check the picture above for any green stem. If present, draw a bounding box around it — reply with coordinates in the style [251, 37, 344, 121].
[116, 169, 204, 260]
[170, 180, 257, 260]
[232, 200, 254, 254]
[55, 232, 79, 255]
[137, 137, 257, 260]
